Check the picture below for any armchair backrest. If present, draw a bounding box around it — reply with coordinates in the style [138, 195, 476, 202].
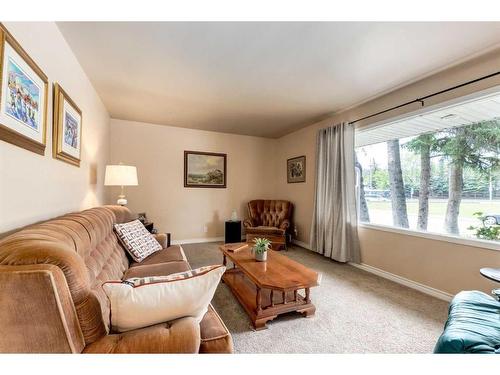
[247, 200, 293, 228]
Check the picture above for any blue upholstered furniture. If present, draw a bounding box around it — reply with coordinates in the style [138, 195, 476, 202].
[434, 291, 500, 353]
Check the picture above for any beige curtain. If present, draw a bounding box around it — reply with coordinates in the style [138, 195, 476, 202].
[310, 122, 360, 263]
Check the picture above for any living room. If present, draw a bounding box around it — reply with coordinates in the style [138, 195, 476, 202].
[1, 1, 500, 373]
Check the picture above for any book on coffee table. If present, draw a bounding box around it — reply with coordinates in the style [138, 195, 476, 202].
[224, 242, 248, 252]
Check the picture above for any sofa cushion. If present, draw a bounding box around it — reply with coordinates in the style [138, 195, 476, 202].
[113, 220, 162, 263]
[129, 245, 187, 268]
[245, 226, 285, 236]
[103, 265, 225, 332]
[199, 305, 234, 353]
[83, 317, 201, 353]
[123, 261, 191, 279]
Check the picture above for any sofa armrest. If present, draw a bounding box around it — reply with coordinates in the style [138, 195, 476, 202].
[83, 317, 201, 353]
[153, 233, 171, 249]
[243, 219, 255, 229]
[279, 219, 291, 231]
[0, 264, 85, 353]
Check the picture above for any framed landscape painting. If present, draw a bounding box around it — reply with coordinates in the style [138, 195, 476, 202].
[53, 83, 82, 166]
[184, 151, 227, 188]
[287, 155, 306, 183]
[0, 24, 48, 155]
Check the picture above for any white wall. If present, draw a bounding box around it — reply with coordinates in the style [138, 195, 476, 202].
[109, 119, 276, 241]
[0, 22, 110, 234]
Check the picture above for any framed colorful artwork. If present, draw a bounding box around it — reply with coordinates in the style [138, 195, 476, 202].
[52, 83, 82, 166]
[287, 155, 306, 183]
[184, 150, 227, 188]
[0, 23, 48, 155]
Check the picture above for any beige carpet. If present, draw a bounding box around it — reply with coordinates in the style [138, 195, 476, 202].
[182, 242, 449, 353]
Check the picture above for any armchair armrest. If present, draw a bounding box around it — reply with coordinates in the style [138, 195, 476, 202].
[153, 233, 171, 249]
[279, 219, 291, 231]
[83, 317, 201, 353]
[243, 219, 255, 228]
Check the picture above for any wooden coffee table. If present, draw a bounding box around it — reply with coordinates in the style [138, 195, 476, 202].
[219, 243, 319, 330]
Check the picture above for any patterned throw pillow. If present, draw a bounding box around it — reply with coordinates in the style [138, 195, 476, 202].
[103, 265, 225, 332]
[113, 219, 162, 262]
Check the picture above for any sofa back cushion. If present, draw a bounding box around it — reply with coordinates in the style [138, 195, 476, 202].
[0, 205, 132, 346]
[247, 200, 292, 228]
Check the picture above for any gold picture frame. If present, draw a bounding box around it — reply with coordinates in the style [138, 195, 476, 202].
[0, 23, 48, 155]
[184, 150, 227, 188]
[53, 83, 82, 167]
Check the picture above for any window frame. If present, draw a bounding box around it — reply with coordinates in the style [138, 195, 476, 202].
[359, 222, 500, 251]
[354, 85, 500, 251]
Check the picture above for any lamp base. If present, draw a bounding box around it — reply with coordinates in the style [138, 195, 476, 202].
[117, 195, 128, 206]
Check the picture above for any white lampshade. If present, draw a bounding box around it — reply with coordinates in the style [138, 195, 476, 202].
[104, 165, 138, 186]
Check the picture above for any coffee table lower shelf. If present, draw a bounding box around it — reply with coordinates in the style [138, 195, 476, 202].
[222, 267, 316, 330]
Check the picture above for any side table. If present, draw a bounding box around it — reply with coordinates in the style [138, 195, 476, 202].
[143, 221, 171, 247]
[480, 267, 500, 301]
[225, 220, 241, 243]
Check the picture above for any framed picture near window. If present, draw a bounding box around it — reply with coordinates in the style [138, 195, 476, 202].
[184, 150, 227, 188]
[0, 24, 48, 155]
[52, 83, 82, 167]
[287, 155, 306, 183]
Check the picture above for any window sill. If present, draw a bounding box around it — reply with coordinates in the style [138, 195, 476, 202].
[358, 222, 500, 252]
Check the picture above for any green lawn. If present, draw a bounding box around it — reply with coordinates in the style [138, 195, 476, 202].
[367, 200, 500, 219]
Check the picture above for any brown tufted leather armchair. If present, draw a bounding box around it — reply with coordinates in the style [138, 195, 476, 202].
[243, 200, 293, 250]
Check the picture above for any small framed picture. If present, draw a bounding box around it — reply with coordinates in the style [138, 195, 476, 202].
[184, 150, 227, 188]
[0, 24, 48, 155]
[287, 155, 306, 183]
[53, 83, 82, 166]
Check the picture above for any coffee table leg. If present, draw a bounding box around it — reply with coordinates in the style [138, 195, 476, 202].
[256, 287, 262, 313]
[299, 288, 315, 318]
[254, 317, 276, 331]
[222, 254, 227, 267]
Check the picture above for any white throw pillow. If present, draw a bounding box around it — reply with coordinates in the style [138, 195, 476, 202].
[102, 265, 225, 332]
[113, 219, 162, 262]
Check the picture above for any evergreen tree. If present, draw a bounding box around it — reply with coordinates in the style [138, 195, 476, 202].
[355, 155, 370, 222]
[387, 139, 409, 228]
[434, 120, 500, 234]
[404, 134, 436, 230]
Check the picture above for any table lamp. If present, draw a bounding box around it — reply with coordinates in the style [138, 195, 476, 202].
[104, 164, 138, 206]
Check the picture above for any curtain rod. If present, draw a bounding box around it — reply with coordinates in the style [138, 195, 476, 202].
[348, 70, 500, 125]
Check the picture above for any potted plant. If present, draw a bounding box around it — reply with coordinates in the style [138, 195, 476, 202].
[252, 237, 272, 262]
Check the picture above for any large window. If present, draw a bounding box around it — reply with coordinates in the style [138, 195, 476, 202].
[355, 92, 500, 243]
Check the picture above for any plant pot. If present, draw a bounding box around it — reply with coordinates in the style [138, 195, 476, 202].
[254, 249, 267, 262]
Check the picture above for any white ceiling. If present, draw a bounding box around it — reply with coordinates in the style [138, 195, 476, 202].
[57, 22, 500, 138]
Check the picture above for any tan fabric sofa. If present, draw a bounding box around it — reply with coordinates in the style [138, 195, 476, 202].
[0, 205, 233, 353]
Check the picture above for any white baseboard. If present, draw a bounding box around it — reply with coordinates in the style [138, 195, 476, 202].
[291, 240, 452, 301]
[349, 262, 453, 302]
[172, 236, 224, 245]
[172, 236, 246, 245]
[174, 237, 451, 301]
[292, 239, 312, 250]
